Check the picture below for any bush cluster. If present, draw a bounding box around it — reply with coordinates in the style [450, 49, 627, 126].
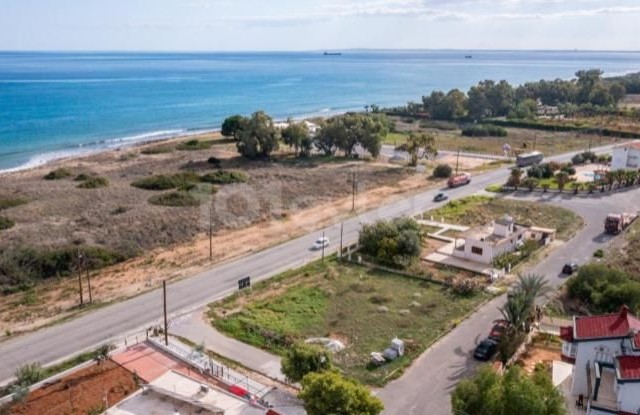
[0, 216, 15, 231]
[77, 176, 109, 189]
[175, 139, 213, 151]
[44, 168, 72, 180]
[132, 170, 246, 191]
[433, 164, 453, 178]
[200, 170, 249, 184]
[0, 197, 28, 211]
[148, 191, 201, 207]
[358, 217, 423, 268]
[567, 264, 640, 314]
[0, 245, 127, 294]
[461, 125, 508, 137]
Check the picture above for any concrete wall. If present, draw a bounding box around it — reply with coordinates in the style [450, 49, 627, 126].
[612, 147, 640, 170]
[572, 339, 622, 396]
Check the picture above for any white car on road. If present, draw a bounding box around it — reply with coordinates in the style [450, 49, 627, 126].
[312, 236, 330, 250]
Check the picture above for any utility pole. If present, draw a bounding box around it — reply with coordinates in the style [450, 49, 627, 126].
[351, 171, 357, 211]
[339, 222, 344, 260]
[455, 148, 461, 176]
[86, 266, 92, 304]
[209, 203, 213, 261]
[77, 251, 84, 306]
[163, 280, 168, 346]
[321, 231, 325, 263]
[533, 132, 538, 151]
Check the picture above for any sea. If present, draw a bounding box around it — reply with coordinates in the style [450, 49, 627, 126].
[1, 50, 640, 172]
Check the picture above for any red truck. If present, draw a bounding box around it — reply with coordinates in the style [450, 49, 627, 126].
[447, 172, 471, 188]
[604, 213, 638, 235]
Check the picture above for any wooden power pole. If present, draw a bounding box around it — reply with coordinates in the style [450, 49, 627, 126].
[163, 280, 168, 346]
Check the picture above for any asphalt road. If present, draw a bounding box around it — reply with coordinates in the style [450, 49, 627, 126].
[378, 187, 640, 415]
[0, 143, 620, 384]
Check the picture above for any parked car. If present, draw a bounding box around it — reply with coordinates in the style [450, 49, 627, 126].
[312, 237, 330, 250]
[489, 320, 509, 341]
[474, 338, 498, 361]
[562, 263, 579, 275]
[433, 193, 448, 202]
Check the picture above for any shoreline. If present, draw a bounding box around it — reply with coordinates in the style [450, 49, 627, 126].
[0, 111, 346, 177]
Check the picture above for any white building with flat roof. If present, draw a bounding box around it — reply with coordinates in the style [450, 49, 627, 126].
[612, 142, 640, 171]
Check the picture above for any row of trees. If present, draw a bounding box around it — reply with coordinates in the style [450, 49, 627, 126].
[567, 264, 640, 314]
[221, 111, 390, 159]
[404, 69, 632, 121]
[282, 343, 383, 415]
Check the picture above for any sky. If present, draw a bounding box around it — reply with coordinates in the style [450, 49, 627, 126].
[0, 0, 639, 51]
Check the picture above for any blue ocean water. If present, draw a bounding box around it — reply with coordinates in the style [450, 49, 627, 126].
[1, 50, 640, 172]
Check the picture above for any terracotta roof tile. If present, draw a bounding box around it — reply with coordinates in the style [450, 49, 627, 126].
[617, 356, 640, 381]
[574, 306, 640, 340]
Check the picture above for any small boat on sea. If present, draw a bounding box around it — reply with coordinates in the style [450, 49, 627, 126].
[324, 52, 342, 56]
[465, 55, 473, 59]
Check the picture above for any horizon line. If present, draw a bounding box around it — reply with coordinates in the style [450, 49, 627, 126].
[1, 48, 640, 54]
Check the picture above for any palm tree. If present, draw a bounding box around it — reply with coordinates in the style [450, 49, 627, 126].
[587, 183, 596, 194]
[508, 168, 523, 190]
[513, 274, 551, 309]
[555, 171, 570, 193]
[523, 178, 538, 192]
[605, 170, 616, 190]
[570, 182, 582, 194]
[500, 293, 529, 333]
[614, 169, 626, 188]
[625, 170, 638, 187]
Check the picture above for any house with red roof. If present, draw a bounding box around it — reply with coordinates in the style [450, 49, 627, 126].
[560, 305, 640, 414]
[612, 142, 640, 171]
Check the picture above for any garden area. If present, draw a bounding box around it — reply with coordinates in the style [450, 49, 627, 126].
[425, 195, 584, 241]
[208, 258, 489, 386]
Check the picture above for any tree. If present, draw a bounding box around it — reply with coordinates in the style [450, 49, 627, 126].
[452, 365, 565, 415]
[221, 115, 245, 140]
[514, 274, 551, 311]
[281, 343, 332, 383]
[432, 164, 453, 178]
[555, 171, 570, 193]
[507, 168, 523, 190]
[236, 111, 280, 159]
[396, 132, 437, 166]
[510, 99, 538, 120]
[523, 178, 538, 192]
[299, 371, 384, 415]
[358, 218, 423, 268]
[282, 120, 311, 157]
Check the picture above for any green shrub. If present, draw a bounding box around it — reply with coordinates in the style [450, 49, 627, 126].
[0, 216, 15, 231]
[0, 245, 127, 294]
[281, 343, 333, 382]
[149, 191, 201, 207]
[141, 145, 174, 155]
[44, 168, 72, 180]
[485, 184, 503, 193]
[200, 170, 249, 184]
[359, 217, 423, 268]
[208, 156, 221, 166]
[14, 362, 44, 387]
[461, 125, 508, 137]
[74, 173, 90, 181]
[567, 264, 640, 314]
[77, 176, 109, 189]
[433, 164, 453, 178]
[593, 249, 605, 258]
[111, 206, 129, 215]
[0, 197, 28, 211]
[176, 139, 212, 151]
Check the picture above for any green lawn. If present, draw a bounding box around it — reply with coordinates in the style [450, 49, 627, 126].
[384, 132, 409, 146]
[426, 195, 584, 240]
[209, 258, 489, 386]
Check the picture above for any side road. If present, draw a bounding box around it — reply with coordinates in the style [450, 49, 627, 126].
[0, 143, 619, 384]
[379, 189, 638, 415]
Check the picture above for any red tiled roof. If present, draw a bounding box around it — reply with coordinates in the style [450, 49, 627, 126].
[560, 326, 573, 342]
[617, 356, 640, 381]
[574, 306, 640, 340]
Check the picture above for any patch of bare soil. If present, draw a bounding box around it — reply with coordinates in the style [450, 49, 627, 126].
[0, 133, 500, 335]
[8, 360, 138, 415]
[517, 346, 560, 375]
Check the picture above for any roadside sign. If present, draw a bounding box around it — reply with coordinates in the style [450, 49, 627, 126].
[238, 276, 251, 290]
